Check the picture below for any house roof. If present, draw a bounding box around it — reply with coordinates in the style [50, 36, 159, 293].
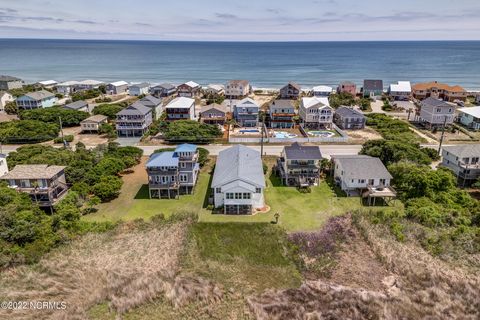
[22, 90, 55, 100]
[140, 95, 162, 106]
[0, 164, 65, 180]
[442, 144, 480, 158]
[302, 97, 330, 109]
[313, 85, 333, 92]
[175, 144, 198, 153]
[183, 81, 200, 88]
[270, 100, 294, 109]
[166, 97, 195, 109]
[117, 102, 151, 116]
[284, 143, 322, 160]
[201, 103, 227, 114]
[421, 97, 452, 108]
[130, 82, 150, 89]
[228, 80, 249, 86]
[154, 83, 176, 90]
[340, 81, 356, 86]
[335, 106, 365, 118]
[57, 81, 80, 86]
[212, 145, 265, 188]
[146, 152, 178, 168]
[79, 79, 104, 86]
[389, 81, 411, 92]
[332, 155, 392, 179]
[0, 91, 12, 98]
[282, 82, 301, 90]
[235, 97, 260, 107]
[65, 100, 88, 110]
[363, 80, 384, 91]
[110, 81, 129, 87]
[81, 114, 108, 123]
[0, 75, 21, 82]
[412, 81, 466, 92]
[458, 106, 480, 119]
[37, 80, 57, 86]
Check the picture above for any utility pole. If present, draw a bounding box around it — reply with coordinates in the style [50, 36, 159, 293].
[438, 115, 447, 155]
[260, 113, 265, 158]
[58, 116, 66, 148]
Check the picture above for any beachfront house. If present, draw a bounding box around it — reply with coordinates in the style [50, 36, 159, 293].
[389, 81, 412, 101]
[225, 80, 251, 99]
[106, 81, 129, 95]
[337, 81, 357, 96]
[458, 106, 480, 131]
[412, 81, 467, 102]
[363, 80, 384, 98]
[280, 82, 301, 99]
[0, 75, 23, 91]
[178, 81, 201, 98]
[233, 98, 260, 127]
[299, 97, 333, 129]
[115, 102, 153, 137]
[56, 81, 79, 96]
[332, 155, 395, 202]
[211, 145, 265, 215]
[200, 103, 227, 125]
[80, 115, 108, 133]
[205, 84, 225, 96]
[268, 100, 295, 129]
[0, 164, 69, 207]
[35, 80, 58, 90]
[138, 95, 163, 120]
[277, 143, 322, 187]
[0, 154, 8, 176]
[442, 144, 480, 186]
[0, 91, 14, 111]
[129, 83, 150, 96]
[418, 97, 455, 128]
[313, 85, 333, 97]
[146, 144, 200, 199]
[64, 100, 89, 113]
[16, 90, 57, 110]
[151, 83, 177, 98]
[165, 97, 196, 121]
[333, 106, 366, 130]
[75, 80, 104, 91]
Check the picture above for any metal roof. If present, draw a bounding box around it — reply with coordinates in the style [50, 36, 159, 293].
[458, 106, 480, 119]
[146, 152, 178, 168]
[22, 90, 55, 100]
[110, 81, 129, 87]
[175, 144, 198, 153]
[302, 97, 330, 109]
[166, 97, 195, 109]
[65, 100, 88, 110]
[442, 144, 480, 158]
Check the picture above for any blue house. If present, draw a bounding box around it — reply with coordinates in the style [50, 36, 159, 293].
[233, 97, 260, 127]
[146, 144, 200, 199]
[16, 90, 57, 110]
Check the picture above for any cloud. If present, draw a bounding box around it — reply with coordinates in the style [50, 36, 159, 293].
[215, 13, 238, 19]
[74, 19, 99, 25]
[135, 22, 153, 27]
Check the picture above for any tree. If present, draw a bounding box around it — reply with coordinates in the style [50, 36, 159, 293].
[92, 104, 124, 120]
[0, 120, 60, 144]
[329, 92, 355, 109]
[19, 107, 89, 127]
[361, 140, 434, 166]
[92, 175, 123, 202]
[4, 101, 18, 115]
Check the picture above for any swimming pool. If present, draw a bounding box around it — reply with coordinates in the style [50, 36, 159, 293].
[308, 130, 336, 138]
[274, 131, 298, 139]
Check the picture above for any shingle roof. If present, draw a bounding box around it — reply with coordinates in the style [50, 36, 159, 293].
[140, 95, 162, 107]
[23, 90, 55, 100]
[335, 106, 365, 118]
[421, 97, 452, 108]
[130, 82, 150, 89]
[270, 100, 294, 109]
[155, 83, 176, 90]
[332, 155, 392, 179]
[228, 80, 250, 86]
[284, 143, 322, 160]
[146, 152, 178, 168]
[363, 80, 384, 91]
[340, 81, 355, 86]
[442, 144, 480, 158]
[212, 145, 265, 188]
[0, 75, 21, 82]
[412, 81, 466, 93]
[117, 102, 151, 116]
[282, 82, 301, 90]
[65, 100, 88, 110]
[166, 97, 195, 109]
[200, 103, 227, 114]
[81, 114, 108, 123]
[0, 164, 65, 180]
[236, 97, 260, 107]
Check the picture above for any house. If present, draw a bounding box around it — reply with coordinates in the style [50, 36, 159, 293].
[337, 81, 357, 96]
[116, 102, 153, 137]
[75, 79, 104, 91]
[64, 100, 89, 113]
[225, 80, 251, 99]
[35, 80, 58, 90]
[0, 164, 68, 207]
[138, 95, 163, 120]
[233, 98, 260, 127]
[458, 107, 480, 131]
[0, 154, 8, 176]
[268, 100, 295, 129]
[205, 84, 225, 96]
[418, 97, 455, 128]
[56, 81, 79, 96]
[363, 80, 384, 98]
[178, 81, 201, 98]
[200, 103, 227, 125]
[16, 90, 57, 110]
[299, 97, 333, 129]
[277, 143, 322, 187]
[0, 75, 23, 91]
[165, 97, 196, 121]
[332, 155, 395, 202]
[334, 106, 366, 130]
[80, 115, 108, 133]
[211, 145, 265, 214]
[151, 83, 177, 98]
[146, 144, 200, 199]
[129, 83, 150, 96]
[0, 91, 14, 112]
[412, 81, 467, 102]
[476, 94, 480, 104]
[442, 144, 480, 186]
[280, 82, 301, 99]
[389, 81, 412, 101]
[106, 81, 129, 95]
[313, 85, 333, 97]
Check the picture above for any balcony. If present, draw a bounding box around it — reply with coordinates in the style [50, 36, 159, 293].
[149, 181, 180, 189]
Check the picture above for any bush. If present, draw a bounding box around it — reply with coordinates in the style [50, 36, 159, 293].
[95, 97, 112, 103]
[329, 92, 356, 109]
[0, 120, 59, 144]
[93, 104, 124, 120]
[19, 107, 89, 127]
[162, 120, 222, 143]
[71, 89, 102, 102]
[92, 175, 123, 202]
[53, 135, 74, 144]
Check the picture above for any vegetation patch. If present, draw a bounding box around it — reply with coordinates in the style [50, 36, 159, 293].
[19, 106, 89, 126]
[0, 120, 60, 144]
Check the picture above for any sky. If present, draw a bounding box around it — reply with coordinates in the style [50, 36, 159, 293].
[0, 0, 480, 41]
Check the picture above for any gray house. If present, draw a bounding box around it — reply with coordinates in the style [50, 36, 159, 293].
[277, 143, 322, 187]
[200, 103, 227, 125]
[442, 144, 480, 186]
[268, 100, 296, 129]
[233, 98, 260, 127]
[116, 102, 153, 137]
[280, 82, 301, 99]
[419, 97, 455, 128]
[0, 75, 23, 91]
[151, 83, 177, 98]
[363, 80, 384, 98]
[64, 100, 89, 113]
[106, 81, 129, 95]
[138, 95, 163, 120]
[334, 106, 366, 130]
[146, 144, 200, 199]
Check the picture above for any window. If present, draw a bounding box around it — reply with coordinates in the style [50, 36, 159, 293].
[243, 193, 251, 199]
[255, 188, 261, 193]
[180, 162, 186, 168]
[171, 176, 176, 182]
[226, 193, 233, 199]
[358, 179, 365, 183]
[161, 176, 168, 183]
[216, 187, 221, 194]
[179, 174, 188, 182]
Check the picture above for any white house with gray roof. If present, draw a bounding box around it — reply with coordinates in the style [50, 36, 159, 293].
[64, 100, 89, 112]
[211, 145, 266, 215]
[16, 90, 57, 110]
[129, 83, 150, 96]
[0, 75, 23, 91]
[458, 106, 480, 131]
[106, 81, 129, 95]
[419, 97, 455, 128]
[441, 144, 480, 186]
[277, 143, 323, 187]
[299, 97, 333, 129]
[116, 102, 153, 137]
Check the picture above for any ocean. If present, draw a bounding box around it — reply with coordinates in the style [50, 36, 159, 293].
[1, 39, 480, 90]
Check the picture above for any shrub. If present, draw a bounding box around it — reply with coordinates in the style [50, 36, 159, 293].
[92, 104, 124, 120]
[53, 135, 74, 143]
[0, 120, 59, 144]
[19, 107, 89, 127]
[92, 175, 123, 202]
